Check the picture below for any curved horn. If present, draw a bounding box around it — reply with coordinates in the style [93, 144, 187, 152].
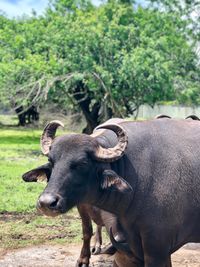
[155, 114, 171, 119]
[94, 123, 128, 162]
[40, 120, 64, 155]
[185, 115, 200, 121]
[109, 228, 132, 256]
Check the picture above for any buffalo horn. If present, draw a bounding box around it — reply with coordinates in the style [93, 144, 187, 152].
[94, 123, 128, 162]
[40, 120, 64, 155]
[109, 228, 132, 255]
[185, 115, 200, 120]
[155, 114, 171, 119]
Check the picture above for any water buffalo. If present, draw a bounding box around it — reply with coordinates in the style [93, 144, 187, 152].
[22, 119, 124, 267]
[22, 160, 118, 267]
[23, 118, 200, 267]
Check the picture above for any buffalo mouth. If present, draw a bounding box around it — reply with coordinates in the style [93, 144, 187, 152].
[37, 205, 61, 217]
[36, 195, 75, 217]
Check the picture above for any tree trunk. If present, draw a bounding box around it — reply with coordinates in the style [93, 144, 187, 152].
[15, 105, 39, 126]
[73, 81, 107, 134]
[15, 106, 26, 126]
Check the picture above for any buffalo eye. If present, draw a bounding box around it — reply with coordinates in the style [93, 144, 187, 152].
[70, 159, 89, 171]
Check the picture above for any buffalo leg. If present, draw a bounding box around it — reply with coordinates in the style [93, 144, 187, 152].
[144, 260, 169, 267]
[91, 225, 102, 255]
[165, 256, 172, 267]
[114, 251, 144, 267]
[100, 242, 117, 255]
[142, 230, 172, 267]
[76, 205, 93, 267]
[144, 255, 171, 267]
[113, 261, 119, 267]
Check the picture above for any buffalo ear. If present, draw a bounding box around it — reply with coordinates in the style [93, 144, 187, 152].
[22, 163, 52, 183]
[101, 169, 132, 193]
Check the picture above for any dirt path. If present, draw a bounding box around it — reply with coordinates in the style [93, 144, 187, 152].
[0, 244, 200, 267]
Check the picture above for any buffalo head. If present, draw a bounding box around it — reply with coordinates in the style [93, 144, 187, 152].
[22, 120, 132, 217]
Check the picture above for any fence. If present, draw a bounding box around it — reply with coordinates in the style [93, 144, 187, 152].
[137, 104, 200, 119]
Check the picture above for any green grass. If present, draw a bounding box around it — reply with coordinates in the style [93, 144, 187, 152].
[0, 114, 18, 126]
[0, 127, 65, 212]
[0, 211, 82, 249]
[0, 128, 46, 212]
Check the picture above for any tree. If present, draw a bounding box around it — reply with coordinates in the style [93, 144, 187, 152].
[43, 2, 199, 122]
[0, 14, 50, 125]
[0, 1, 199, 131]
[147, 0, 200, 104]
[148, 0, 200, 55]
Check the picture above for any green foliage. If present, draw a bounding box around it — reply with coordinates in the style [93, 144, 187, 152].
[148, 0, 200, 49]
[50, 0, 94, 13]
[0, 0, 199, 119]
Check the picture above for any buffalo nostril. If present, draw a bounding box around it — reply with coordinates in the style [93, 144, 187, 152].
[49, 198, 59, 208]
[38, 194, 60, 210]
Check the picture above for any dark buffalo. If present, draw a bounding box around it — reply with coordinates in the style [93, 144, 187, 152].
[22, 159, 118, 267]
[23, 118, 200, 267]
[22, 119, 123, 267]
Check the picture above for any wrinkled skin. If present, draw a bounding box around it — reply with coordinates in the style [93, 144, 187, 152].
[23, 118, 200, 267]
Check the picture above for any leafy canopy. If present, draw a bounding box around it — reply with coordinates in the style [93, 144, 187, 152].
[0, 0, 199, 127]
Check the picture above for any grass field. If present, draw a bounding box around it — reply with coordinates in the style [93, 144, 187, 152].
[0, 128, 45, 212]
[0, 127, 82, 250]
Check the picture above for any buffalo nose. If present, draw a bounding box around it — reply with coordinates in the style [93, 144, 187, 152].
[38, 193, 60, 209]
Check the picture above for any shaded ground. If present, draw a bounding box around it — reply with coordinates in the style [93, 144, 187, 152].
[0, 244, 200, 267]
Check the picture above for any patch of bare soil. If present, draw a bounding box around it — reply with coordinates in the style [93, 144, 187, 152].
[0, 244, 199, 267]
[0, 244, 113, 267]
[0, 212, 34, 222]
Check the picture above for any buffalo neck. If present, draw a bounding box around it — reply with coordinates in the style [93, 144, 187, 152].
[94, 187, 134, 217]
[89, 159, 135, 217]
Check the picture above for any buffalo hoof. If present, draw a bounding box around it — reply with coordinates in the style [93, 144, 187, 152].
[100, 243, 116, 255]
[76, 262, 89, 267]
[91, 246, 101, 255]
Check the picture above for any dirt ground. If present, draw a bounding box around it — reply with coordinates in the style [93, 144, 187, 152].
[0, 243, 200, 267]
